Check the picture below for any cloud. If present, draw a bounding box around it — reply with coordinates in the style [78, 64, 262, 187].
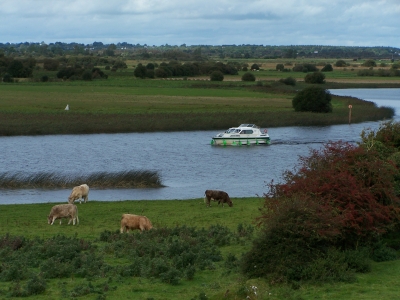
[1, 0, 399, 47]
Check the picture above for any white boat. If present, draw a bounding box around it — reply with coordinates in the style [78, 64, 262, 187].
[211, 124, 271, 146]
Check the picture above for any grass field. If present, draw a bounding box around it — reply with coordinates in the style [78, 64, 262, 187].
[0, 198, 399, 299]
[1, 71, 398, 135]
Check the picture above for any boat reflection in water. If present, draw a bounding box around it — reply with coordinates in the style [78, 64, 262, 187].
[211, 124, 271, 146]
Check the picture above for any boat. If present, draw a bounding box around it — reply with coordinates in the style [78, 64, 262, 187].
[211, 124, 271, 146]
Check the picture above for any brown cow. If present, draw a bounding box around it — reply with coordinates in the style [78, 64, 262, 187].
[68, 184, 89, 204]
[204, 190, 233, 207]
[120, 214, 153, 233]
[48, 204, 79, 225]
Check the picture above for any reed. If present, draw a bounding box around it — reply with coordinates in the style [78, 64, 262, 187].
[0, 170, 163, 189]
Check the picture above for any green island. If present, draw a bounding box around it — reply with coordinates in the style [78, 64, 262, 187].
[1, 52, 400, 299]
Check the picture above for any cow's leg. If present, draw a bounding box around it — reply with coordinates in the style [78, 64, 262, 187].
[51, 217, 56, 225]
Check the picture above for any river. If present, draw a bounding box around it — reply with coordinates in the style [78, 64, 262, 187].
[0, 88, 399, 204]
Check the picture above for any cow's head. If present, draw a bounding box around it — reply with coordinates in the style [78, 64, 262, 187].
[47, 215, 53, 224]
[227, 198, 233, 207]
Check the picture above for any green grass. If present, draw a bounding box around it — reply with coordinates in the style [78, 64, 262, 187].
[0, 198, 400, 299]
[0, 75, 397, 135]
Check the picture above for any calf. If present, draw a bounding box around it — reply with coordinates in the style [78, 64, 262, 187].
[120, 214, 153, 233]
[48, 204, 79, 225]
[68, 184, 89, 204]
[204, 189, 233, 207]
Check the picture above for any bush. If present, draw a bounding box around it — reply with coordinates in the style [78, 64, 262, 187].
[363, 59, 377, 67]
[292, 63, 318, 72]
[210, 71, 224, 81]
[276, 63, 284, 71]
[304, 71, 326, 84]
[321, 64, 333, 72]
[250, 63, 259, 70]
[292, 86, 332, 112]
[41, 75, 49, 82]
[2, 73, 13, 83]
[335, 60, 347, 67]
[241, 72, 256, 81]
[279, 76, 296, 86]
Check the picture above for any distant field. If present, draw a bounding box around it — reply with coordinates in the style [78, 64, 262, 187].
[1, 62, 399, 135]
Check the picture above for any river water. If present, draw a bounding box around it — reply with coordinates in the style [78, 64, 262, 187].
[1, 88, 399, 204]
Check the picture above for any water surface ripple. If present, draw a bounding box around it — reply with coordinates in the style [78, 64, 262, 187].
[1, 88, 399, 204]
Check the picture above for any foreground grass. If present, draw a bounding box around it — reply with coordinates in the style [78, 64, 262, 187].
[0, 198, 399, 299]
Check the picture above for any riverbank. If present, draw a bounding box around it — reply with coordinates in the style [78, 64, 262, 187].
[1, 79, 398, 136]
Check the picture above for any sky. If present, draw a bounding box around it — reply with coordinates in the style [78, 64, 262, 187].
[1, 0, 399, 47]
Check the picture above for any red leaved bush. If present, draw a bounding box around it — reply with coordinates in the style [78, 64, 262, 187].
[261, 141, 400, 248]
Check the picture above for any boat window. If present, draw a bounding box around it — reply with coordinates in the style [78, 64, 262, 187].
[240, 130, 253, 134]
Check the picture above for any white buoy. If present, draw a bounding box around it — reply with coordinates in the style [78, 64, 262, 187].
[65, 104, 69, 111]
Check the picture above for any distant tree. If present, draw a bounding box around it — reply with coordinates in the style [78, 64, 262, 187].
[292, 63, 318, 72]
[41, 75, 49, 82]
[43, 58, 59, 71]
[82, 71, 92, 81]
[304, 71, 326, 84]
[155, 67, 169, 78]
[2, 73, 13, 82]
[7, 60, 32, 78]
[210, 70, 224, 81]
[335, 60, 347, 67]
[250, 63, 259, 70]
[362, 59, 377, 67]
[146, 69, 155, 79]
[276, 63, 285, 71]
[241, 72, 256, 81]
[146, 63, 155, 70]
[321, 64, 333, 72]
[292, 86, 332, 113]
[279, 76, 296, 86]
[134, 63, 147, 79]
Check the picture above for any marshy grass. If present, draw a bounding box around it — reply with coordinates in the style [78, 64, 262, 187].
[0, 170, 163, 189]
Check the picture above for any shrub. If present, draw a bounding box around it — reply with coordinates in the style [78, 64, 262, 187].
[2, 73, 13, 83]
[241, 72, 256, 81]
[304, 71, 326, 84]
[292, 63, 318, 72]
[82, 71, 92, 81]
[321, 64, 333, 72]
[279, 76, 296, 86]
[363, 59, 377, 67]
[292, 86, 332, 112]
[210, 71, 224, 81]
[335, 60, 347, 67]
[250, 63, 259, 70]
[41, 75, 49, 82]
[276, 63, 284, 71]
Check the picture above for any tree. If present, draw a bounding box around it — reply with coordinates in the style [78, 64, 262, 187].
[362, 59, 377, 67]
[276, 63, 284, 71]
[241, 72, 256, 81]
[335, 60, 347, 67]
[43, 58, 59, 71]
[134, 63, 147, 79]
[250, 63, 259, 70]
[304, 71, 326, 84]
[321, 64, 333, 72]
[292, 86, 332, 113]
[7, 60, 32, 78]
[210, 71, 224, 81]
[279, 76, 296, 86]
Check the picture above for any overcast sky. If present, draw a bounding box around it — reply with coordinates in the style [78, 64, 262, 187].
[1, 0, 399, 47]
